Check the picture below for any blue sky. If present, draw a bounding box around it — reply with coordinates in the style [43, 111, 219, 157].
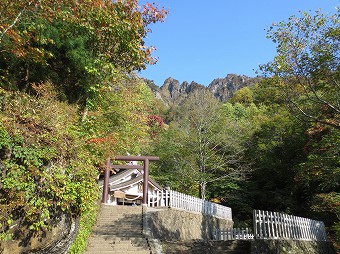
[138, 0, 338, 87]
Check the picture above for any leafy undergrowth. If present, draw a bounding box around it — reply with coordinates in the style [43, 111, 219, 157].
[0, 86, 100, 252]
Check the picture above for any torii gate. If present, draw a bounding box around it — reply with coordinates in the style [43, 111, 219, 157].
[102, 155, 159, 205]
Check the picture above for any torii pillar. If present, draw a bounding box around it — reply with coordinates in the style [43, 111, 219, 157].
[102, 156, 159, 205]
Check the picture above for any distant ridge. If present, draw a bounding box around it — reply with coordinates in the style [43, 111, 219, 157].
[145, 74, 261, 106]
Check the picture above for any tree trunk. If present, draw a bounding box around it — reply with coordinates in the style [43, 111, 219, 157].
[199, 181, 207, 200]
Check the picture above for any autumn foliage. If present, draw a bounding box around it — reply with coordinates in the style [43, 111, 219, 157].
[0, 1, 168, 252]
[0, 0, 168, 102]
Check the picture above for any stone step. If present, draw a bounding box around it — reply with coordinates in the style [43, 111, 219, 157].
[88, 239, 148, 245]
[99, 214, 143, 217]
[92, 223, 142, 228]
[98, 215, 142, 219]
[94, 225, 142, 229]
[97, 218, 142, 221]
[95, 224, 141, 228]
[88, 236, 148, 243]
[100, 210, 143, 213]
[91, 230, 143, 235]
[98, 214, 143, 218]
[98, 216, 142, 220]
[95, 220, 142, 224]
[84, 250, 150, 254]
[100, 206, 143, 212]
[92, 227, 142, 232]
[91, 231, 144, 237]
[94, 222, 142, 225]
[99, 213, 143, 218]
[87, 244, 149, 251]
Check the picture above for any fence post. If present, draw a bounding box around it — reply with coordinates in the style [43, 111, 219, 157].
[261, 210, 266, 238]
[268, 211, 273, 238]
[253, 210, 257, 239]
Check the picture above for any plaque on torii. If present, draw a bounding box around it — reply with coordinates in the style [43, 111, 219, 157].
[102, 156, 159, 205]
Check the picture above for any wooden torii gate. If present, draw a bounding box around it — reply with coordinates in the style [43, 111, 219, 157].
[102, 155, 159, 205]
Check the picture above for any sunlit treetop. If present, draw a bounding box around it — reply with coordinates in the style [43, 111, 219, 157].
[0, 0, 168, 70]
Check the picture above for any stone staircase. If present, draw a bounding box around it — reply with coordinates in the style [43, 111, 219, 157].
[84, 205, 150, 254]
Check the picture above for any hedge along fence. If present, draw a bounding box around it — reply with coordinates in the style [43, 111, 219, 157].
[253, 210, 327, 241]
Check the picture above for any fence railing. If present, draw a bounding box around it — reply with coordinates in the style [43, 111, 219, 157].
[148, 189, 232, 220]
[253, 210, 327, 241]
[215, 228, 254, 240]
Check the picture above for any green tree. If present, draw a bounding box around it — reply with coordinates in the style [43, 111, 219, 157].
[0, 0, 168, 103]
[151, 90, 256, 200]
[260, 9, 340, 248]
[247, 107, 308, 212]
[296, 125, 340, 247]
[261, 8, 340, 129]
[82, 76, 158, 162]
[229, 86, 254, 105]
[149, 124, 199, 196]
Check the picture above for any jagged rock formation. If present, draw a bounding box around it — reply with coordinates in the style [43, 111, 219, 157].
[154, 77, 205, 106]
[146, 74, 261, 106]
[208, 74, 261, 102]
[160, 78, 205, 101]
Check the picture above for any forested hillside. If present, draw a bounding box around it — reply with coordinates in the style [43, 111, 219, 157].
[0, 0, 167, 253]
[146, 9, 340, 251]
[0, 1, 339, 253]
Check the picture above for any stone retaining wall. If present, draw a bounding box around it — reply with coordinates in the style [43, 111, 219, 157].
[143, 207, 336, 254]
[251, 239, 336, 254]
[147, 207, 233, 241]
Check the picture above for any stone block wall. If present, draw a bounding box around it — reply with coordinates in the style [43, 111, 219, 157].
[146, 207, 233, 241]
[251, 239, 336, 254]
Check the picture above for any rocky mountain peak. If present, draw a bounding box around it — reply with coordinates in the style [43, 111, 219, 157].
[159, 78, 205, 103]
[147, 74, 261, 106]
[208, 74, 259, 101]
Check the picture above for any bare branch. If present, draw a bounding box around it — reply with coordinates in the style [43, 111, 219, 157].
[0, 1, 37, 42]
[0, 11, 23, 41]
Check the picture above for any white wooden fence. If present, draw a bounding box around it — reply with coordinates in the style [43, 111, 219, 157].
[253, 210, 327, 241]
[215, 228, 254, 240]
[148, 189, 232, 220]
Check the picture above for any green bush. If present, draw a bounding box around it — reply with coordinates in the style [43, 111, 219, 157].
[0, 88, 99, 249]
